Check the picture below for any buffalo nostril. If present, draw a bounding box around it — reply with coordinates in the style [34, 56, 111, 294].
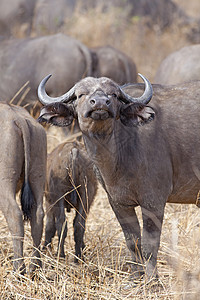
[90, 99, 95, 105]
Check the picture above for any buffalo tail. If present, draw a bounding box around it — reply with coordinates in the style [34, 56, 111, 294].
[21, 181, 34, 221]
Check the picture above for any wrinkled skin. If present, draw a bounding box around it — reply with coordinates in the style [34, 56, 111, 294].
[154, 44, 200, 85]
[90, 45, 137, 84]
[0, 103, 46, 274]
[0, 33, 92, 110]
[38, 76, 200, 279]
[44, 140, 97, 261]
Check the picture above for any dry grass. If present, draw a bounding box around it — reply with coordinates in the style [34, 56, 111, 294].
[1, 1, 200, 299]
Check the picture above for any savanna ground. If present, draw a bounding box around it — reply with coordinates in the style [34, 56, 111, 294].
[0, 1, 200, 299]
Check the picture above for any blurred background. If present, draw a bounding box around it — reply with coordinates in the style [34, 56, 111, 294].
[1, 0, 200, 83]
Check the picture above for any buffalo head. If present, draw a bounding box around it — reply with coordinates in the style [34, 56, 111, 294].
[38, 74, 155, 135]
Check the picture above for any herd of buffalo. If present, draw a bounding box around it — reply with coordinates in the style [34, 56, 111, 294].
[0, 0, 200, 284]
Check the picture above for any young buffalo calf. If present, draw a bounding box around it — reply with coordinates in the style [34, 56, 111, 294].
[44, 140, 97, 261]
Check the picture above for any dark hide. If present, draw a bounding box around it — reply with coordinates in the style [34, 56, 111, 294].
[38, 76, 200, 280]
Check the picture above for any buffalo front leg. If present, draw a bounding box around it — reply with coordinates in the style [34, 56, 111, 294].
[141, 204, 165, 279]
[44, 202, 56, 250]
[55, 201, 68, 258]
[73, 206, 88, 263]
[109, 201, 144, 276]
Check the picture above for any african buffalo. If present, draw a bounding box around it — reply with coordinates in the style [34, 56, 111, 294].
[90, 45, 137, 85]
[37, 74, 200, 279]
[0, 103, 46, 273]
[44, 140, 97, 261]
[154, 44, 200, 85]
[0, 33, 92, 110]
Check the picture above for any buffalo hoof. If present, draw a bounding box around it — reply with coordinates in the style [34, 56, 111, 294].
[29, 257, 42, 275]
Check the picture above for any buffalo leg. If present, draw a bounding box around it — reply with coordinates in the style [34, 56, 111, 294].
[0, 194, 26, 273]
[44, 205, 56, 249]
[55, 201, 67, 258]
[141, 204, 165, 279]
[109, 201, 143, 276]
[73, 206, 87, 263]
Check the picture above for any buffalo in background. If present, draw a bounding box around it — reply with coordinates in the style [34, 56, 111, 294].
[0, 33, 92, 110]
[90, 45, 137, 85]
[0, 33, 137, 113]
[0, 103, 46, 273]
[44, 140, 97, 261]
[154, 44, 200, 84]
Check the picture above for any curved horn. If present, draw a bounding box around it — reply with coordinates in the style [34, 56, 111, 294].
[38, 74, 76, 105]
[119, 73, 153, 105]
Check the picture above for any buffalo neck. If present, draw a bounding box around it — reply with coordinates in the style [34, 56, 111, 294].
[82, 122, 141, 186]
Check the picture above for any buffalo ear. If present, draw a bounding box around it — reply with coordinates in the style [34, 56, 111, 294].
[37, 103, 76, 127]
[120, 103, 155, 127]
